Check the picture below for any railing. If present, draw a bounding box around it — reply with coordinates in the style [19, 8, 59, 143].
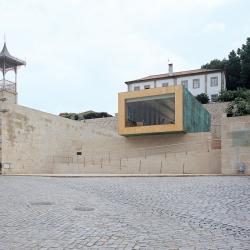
[51, 138, 250, 175]
[24, 120, 249, 174]
[0, 80, 16, 93]
[52, 138, 213, 165]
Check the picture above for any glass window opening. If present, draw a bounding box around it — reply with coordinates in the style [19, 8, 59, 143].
[125, 93, 175, 127]
[193, 79, 200, 89]
[210, 77, 218, 87]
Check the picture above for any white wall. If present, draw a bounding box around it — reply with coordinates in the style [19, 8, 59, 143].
[127, 72, 225, 100]
[206, 72, 223, 99]
[155, 78, 175, 87]
[176, 74, 206, 96]
[128, 81, 155, 91]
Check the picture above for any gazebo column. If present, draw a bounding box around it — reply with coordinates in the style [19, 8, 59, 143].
[14, 67, 17, 93]
[3, 57, 5, 88]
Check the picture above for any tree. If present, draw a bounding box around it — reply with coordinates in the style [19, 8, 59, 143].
[238, 38, 250, 89]
[226, 50, 241, 90]
[201, 37, 250, 90]
[201, 59, 227, 70]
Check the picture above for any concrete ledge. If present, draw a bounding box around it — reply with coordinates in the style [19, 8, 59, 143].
[1, 173, 249, 177]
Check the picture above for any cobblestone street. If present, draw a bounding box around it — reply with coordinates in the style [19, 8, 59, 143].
[0, 176, 249, 249]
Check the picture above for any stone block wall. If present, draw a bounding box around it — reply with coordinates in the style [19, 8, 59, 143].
[1, 103, 221, 175]
[0, 90, 17, 105]
[221, 116, 250, 174]
[203, 102, 228, 123]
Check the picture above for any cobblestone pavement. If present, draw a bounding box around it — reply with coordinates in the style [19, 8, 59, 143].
[0, 176, 249, 250]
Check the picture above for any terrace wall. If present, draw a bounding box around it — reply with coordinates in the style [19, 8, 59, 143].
[221, 116, 250, 174]
[1, 103, 221, 175]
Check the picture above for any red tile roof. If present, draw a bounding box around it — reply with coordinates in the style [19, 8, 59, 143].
[125, 68, 223, 84]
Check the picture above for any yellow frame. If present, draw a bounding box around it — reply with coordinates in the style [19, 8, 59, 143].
[118, 85, 184, 136]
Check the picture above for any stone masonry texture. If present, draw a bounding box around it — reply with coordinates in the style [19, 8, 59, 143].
[0, 176, 249, 249]
[1, 103, 250, 175]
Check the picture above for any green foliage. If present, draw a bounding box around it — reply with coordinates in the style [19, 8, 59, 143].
[202, 37, 250, 90]
[218, 89, 250, 102]
[226, 97, 250, 117]
[201, 59, 227, 70]
[58, 113, 76, 120]
[227, 50, 241, 90]
[238, 37, 250, 89]
[219, 88, 250, 116]
[195, 93, 209, 104]
[81, 111, 112, 119]
[59, 110, 112, 121]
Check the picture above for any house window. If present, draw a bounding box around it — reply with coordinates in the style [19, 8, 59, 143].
[210, 77, 218, 87]
[193, 79, 200, 89]
[144, 85, 150, 89]
[211, 94, 218, 102]
[162, 82, 168, 87]
[181, 80, 188, 89]
[134, 86, 140, 91]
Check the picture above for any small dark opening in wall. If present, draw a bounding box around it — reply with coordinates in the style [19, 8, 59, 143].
[77, 152, 82, 156]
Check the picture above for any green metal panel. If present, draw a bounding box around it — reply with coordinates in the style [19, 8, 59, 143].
[183, 87, 211, 133]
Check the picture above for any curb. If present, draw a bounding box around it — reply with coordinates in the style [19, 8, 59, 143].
[1, 174, 249, 178]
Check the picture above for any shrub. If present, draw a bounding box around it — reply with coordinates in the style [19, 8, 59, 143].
[195, 93, 209, 104]
[59, 111, 112, 120]
[218, 88, 250, 102]
[59, 112, 77, 119]
[225, 97, 250, 117]
[80, 111, 112, 119]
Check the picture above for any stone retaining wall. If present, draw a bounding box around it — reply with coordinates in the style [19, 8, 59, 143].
[1, 104, 220, 175]
[221, 116, 250, 174]
[1, 102, 249, 175]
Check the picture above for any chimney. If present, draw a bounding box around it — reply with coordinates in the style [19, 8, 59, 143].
[168, 63, 173, 74]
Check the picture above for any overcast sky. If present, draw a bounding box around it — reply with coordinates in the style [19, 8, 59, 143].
[0, 0, 249, 115]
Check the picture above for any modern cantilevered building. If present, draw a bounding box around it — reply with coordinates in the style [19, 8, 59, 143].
[118, 84, 211, 136]
[118, 64, 221, 136]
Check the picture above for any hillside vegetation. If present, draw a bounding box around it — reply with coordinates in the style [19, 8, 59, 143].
[59, 111, 112, 121]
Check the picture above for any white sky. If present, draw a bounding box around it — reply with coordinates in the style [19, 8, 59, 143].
[0, 0, 249, 115]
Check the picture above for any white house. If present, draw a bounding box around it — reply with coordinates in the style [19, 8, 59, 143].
[125, 64, 226, 101]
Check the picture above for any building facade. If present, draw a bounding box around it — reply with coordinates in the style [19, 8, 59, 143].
[125, 64, 226, 102]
